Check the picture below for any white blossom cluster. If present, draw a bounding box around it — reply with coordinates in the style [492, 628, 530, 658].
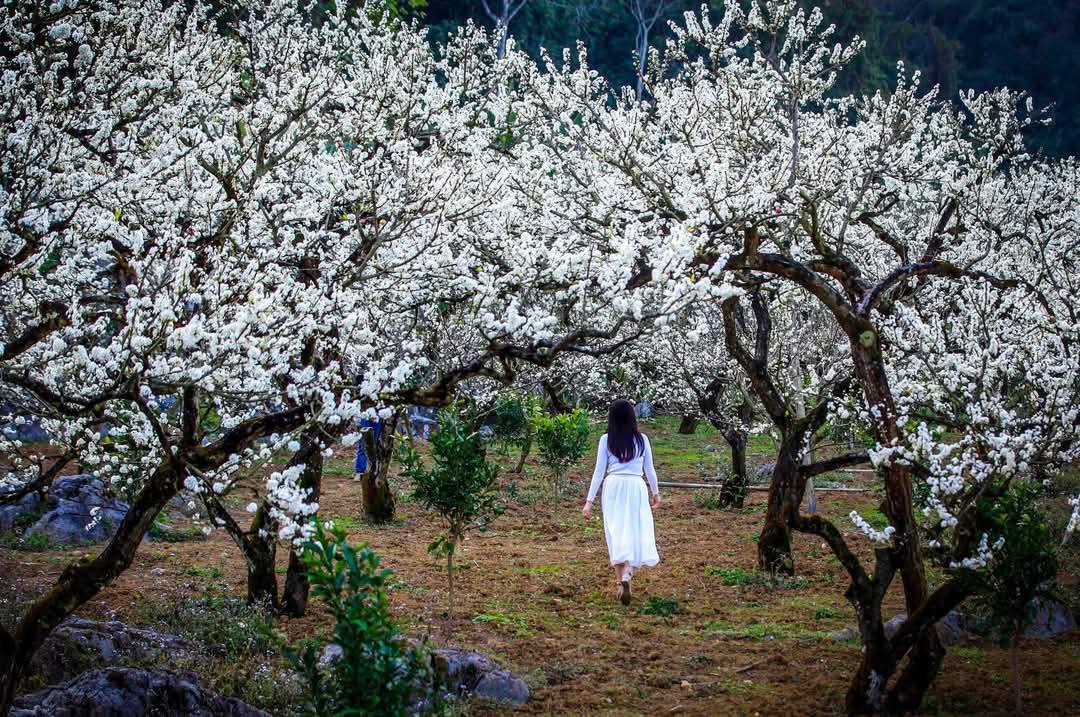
[849, 511, 896, 545]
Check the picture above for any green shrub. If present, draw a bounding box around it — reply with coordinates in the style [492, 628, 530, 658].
[403, 406, 501, 616]
[960, 481, 1060, 712]
[965, 482, 1059, 643]
[531, 408, 590, 496]
[0, 531, 64, 552]
[490, 395, 528, 453]
[286, 521, 427, 717]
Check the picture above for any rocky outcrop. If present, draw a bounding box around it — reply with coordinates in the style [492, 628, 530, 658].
[430, 647, 530, 705]
[23, 475, 128, 544]
[30, 618, 193, 685]
[880, 599, 1076, 646]
[1022, 597, 1077, 638]
[883, 609, 977, 646]
[11, 668, 267, 717]
[0, 491, 42, 532]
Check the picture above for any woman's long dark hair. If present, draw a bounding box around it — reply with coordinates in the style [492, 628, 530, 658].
[607, 399, 645, 463]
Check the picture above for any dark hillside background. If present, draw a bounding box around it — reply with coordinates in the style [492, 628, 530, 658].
[414, 0, 1080, 157]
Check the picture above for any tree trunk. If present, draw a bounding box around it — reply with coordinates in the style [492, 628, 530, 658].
[678, 415, 699, 434]
[757, 437, 803, 575]
[846, 330, 943, 712]
[719, 428, 749, 508]
[542, 379, 570, 415]
[514, 434, 532, 473]
[282, 549, 310, 617]
[282, 428, 327, 616]
[1011, 629, 1023, 715]
[245, 538, 279, 611]
[446, 542, 456, 618]
[361, 414, 399, 523]
[0, 463, 179, 714]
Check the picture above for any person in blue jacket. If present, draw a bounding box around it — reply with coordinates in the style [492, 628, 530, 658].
[354, 418, 381, 479]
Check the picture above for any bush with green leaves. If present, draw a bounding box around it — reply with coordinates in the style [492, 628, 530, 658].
[496, 394, 543, 473]
[402, 407, 501, 615]
[490, 395, 527, 454]
[285, 521, 427, 717]
[531, 407, 591, 496]
[962, 481, 1059, 713]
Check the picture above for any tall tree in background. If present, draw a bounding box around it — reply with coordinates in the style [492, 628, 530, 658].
[481, 0, 531, 57]
[623, 0, 682, 99]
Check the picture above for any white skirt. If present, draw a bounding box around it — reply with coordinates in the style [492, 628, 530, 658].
[601, 473, 660, 568]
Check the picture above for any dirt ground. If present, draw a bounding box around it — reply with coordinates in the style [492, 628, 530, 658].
[3, 418, 1079, 716]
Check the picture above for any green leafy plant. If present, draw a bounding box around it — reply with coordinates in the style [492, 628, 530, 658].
[531, 407, 590, 496]
[403, 406, 501, 616]
[963, 481, 1059, 714]
[639, 595, 681, 616]
[490, 395, 527, 455]
[285, 521, 427, 717]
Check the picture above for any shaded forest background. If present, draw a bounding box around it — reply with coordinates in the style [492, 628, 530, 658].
[412, 0, 1080, 157]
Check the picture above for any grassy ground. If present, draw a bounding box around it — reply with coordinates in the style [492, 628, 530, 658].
[2, 416, 1079, 716]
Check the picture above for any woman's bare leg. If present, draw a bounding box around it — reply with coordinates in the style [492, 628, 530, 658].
[615, 562, 631, 604]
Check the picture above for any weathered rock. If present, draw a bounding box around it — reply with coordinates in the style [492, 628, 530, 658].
[430, 648, 530, 705]
[829, 627, 858, 642]
[703, 444, 718, 453]
[0, 491, 41, 532]
[473, 671, 530, 704]
[11, 667, 267, 717]
[883, 612, 975, 646]
[1023, 597, 1076, 638]
[883, 599, 1076, 646]
[30, 618, 193, 685]
[25, 475, 128, 544]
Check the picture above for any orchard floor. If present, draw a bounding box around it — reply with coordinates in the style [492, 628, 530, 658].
[3, 417, 1079, 716]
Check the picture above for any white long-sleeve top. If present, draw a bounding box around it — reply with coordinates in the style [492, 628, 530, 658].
[585, 433, 659, 503]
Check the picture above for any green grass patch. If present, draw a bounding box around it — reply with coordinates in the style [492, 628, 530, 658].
[181, 565, 224, 579]
[704, 566, 756, 586]
[599, 613, 621, 630]
[328, 514, 362, 532]
[473, 609, 533, 637]
[951, 646, 986, 661]
[0, 531, 66, 552]
[852, 506, 890, 530]
[702, 619, 826, 641]
[519, 563, 564, 576]
[148, 524, 206, 543]
[639, 595, 682, 616]
[703, 566, 809, 590]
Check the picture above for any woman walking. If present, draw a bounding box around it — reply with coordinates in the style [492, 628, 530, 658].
[581, 399, 661, 605]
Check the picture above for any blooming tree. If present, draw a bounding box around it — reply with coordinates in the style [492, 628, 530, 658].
[521, 1, 1079, 711]
[0, 0, 729, 705]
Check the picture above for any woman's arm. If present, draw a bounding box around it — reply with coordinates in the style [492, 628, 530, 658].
[643, 435, 660, 497]
[585, 435, 608, 504]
